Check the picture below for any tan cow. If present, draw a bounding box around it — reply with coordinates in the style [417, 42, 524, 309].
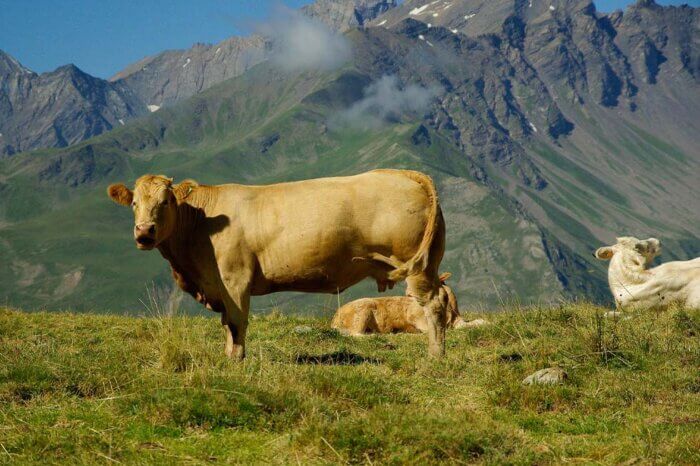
[594, 236, 700, 310]
[332, 272, 467, 335]
[107, 169, 448, 359]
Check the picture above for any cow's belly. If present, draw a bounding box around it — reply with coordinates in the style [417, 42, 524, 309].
[251, 247, 376, 295]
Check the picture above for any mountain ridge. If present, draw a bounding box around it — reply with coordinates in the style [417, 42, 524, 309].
[0, 53, 145, 157]
[0, 0, 401, 157]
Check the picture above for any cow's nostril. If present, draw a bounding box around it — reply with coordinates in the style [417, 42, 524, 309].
[148, 225, 156, 235]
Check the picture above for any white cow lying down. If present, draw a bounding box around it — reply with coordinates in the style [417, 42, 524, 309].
[594, 236, 700, 310]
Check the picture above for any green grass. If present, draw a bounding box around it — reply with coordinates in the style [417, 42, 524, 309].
[1, 304, 698, 464]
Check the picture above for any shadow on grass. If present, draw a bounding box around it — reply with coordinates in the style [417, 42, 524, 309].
[294, 350, 381, 366]
[499, 352, 523, 363]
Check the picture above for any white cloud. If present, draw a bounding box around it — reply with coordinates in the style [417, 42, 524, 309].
[257, 6, 351, 72]
[333, 75, 440, 130]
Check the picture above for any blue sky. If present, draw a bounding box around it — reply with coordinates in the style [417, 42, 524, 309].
[0, 0, 697, 79]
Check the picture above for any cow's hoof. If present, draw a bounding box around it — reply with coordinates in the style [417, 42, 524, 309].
[225, 346, 245, 361]
[428, 346, 446, 358]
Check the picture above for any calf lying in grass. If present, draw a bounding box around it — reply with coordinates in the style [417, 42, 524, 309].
[595, 236, 700, 310]
[332, 273, 468, 335]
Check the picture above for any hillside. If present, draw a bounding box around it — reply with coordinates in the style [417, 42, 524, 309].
[1, 305, 698, 463]
[0, 0, 698, 312]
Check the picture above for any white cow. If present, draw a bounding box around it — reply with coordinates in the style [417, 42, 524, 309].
[594, 236, 700, 310]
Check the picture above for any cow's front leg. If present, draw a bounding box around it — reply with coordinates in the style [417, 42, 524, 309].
[422, 290, 448, 357]
[221, 286, 250, 361]
[407, 274, 448, 357]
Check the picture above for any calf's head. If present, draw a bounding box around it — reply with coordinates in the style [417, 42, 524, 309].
[594, 236, 661, 269]
[107, 175, 178, 250]
[438, 272, 465, 328]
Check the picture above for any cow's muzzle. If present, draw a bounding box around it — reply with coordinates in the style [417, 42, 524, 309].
[134, 223, 156, 250]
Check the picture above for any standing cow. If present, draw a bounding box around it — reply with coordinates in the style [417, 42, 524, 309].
[107, 169, 448, 359]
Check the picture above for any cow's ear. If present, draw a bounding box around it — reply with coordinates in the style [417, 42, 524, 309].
[634, 242, 647, 254]
[638, 237, 661, 252]
[439, 272, 452, 283]
[594, 247, 614, 260]
[107, 183, 133, 206]
[647, 238, 661, 254]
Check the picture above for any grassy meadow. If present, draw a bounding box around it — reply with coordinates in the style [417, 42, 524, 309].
[0, 304, 698, 464]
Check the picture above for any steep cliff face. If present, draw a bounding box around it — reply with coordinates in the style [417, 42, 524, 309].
[0, 52, 143, 157]
[614, 0, 699, 82]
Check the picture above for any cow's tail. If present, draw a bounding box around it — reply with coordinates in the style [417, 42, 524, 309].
[369, 170, 440, 282]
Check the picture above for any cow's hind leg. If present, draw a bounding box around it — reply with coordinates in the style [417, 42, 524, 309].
[221, 287, 250, 361]
[406, 273, 448, 357]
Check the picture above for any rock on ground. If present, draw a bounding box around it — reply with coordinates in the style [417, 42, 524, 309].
[522, 367, 568, 386]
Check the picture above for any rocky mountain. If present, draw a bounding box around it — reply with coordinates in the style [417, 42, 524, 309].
[108, 0, 399, 113]
[0, 51, 144, 157]
[109, 36, 270, 110]
[0, 0, 698, 313]
[0, 0, 400, 157]
[367, 0, 700, 248]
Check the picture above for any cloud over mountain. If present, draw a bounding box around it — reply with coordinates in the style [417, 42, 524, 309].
[333, 75, 439, 129]
[258, 5, 352, 72]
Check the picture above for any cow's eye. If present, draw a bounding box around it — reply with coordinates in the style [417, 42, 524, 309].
[131, 201, 136, 208]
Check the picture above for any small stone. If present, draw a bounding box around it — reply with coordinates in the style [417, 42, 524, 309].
[293, 325, 313, 334]
[522, 367, 567, 386]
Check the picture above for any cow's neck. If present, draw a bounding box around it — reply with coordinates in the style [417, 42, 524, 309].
[609, 253, 650, 289]
[157, 186, 222, 310]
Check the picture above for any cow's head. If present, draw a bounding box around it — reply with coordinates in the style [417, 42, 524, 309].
[438, 272, 465, 328]
[107, 175, 178, 250]
[594, 236, 661, 267]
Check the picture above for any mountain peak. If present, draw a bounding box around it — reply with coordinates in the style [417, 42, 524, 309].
[54, 63, 81, 73]
[301, 0, 398, 31]
[0, 49, 33, 75]
[634, 0, 659, 8]
[49, 63, 95, 82]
